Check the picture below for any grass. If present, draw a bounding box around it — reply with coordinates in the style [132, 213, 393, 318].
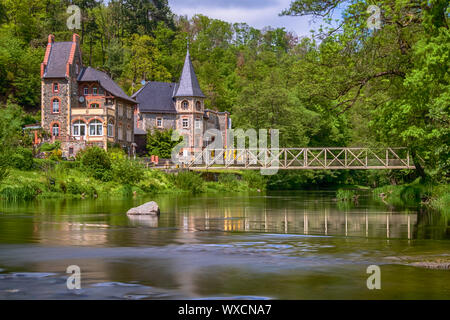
[336, 188, 358, 201]
[0, 162, 265, 202]
[372, 179, 450, 214]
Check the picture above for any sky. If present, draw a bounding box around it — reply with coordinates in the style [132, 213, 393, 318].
[168, 0, 339, 38]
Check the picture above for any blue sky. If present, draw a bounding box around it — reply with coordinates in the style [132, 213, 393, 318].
[168, 0, 342, 37]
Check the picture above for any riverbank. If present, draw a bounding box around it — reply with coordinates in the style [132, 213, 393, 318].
[0, 165, 265, 201]
[372, 181, 450, 214]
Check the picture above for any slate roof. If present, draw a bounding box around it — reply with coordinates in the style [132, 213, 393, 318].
[43, 42, 73, 78]
[78, 67, 135, 103]
[132, 81, 177, 113]
[173, 50, 205, 98]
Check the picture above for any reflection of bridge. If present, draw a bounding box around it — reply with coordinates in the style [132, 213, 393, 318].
[186, 147, 416, 170]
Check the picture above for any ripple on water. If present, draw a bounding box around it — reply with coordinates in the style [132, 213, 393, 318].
[0, 272, 56, 279]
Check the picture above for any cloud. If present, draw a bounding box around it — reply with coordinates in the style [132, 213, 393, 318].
[168, 0, 323, 37]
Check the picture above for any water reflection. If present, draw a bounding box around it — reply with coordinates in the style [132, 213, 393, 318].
[0, 191, 448, 247]
[0, 191, 449, 299]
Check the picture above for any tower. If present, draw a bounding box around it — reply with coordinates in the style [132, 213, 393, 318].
[173, 49, 206, 155]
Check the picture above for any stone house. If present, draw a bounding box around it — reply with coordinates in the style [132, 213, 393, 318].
[41, 34, 136, 158]
[133, 50, 231, 157]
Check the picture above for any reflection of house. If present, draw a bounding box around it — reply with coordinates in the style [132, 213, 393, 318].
[41, 34, 136, 157]
[133, 50, 232, 156]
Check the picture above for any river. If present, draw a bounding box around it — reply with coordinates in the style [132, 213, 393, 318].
[0, 191, 449, 299]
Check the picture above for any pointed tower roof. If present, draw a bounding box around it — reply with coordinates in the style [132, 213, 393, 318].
[174, 50, 205, 98]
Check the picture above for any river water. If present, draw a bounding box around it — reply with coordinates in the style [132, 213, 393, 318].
[0, 191, 449, 300]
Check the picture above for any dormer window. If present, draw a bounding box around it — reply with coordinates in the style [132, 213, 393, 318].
[84, 87, 89, 95]
[53, 83, 59, 93]
[182, 100, 189, 110]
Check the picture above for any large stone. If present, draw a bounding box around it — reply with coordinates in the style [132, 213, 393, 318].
[127, 201, 160, 216]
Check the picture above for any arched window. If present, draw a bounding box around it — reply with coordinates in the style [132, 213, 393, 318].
[73, 120, 86, 137]
[89, 119, 103, 136]
[52, 123, 60, 137]
[107, 120, 114, 137]
[182, 100, 189, 110]
[196, 101, 202, 111]
[52, 98, 60, 113]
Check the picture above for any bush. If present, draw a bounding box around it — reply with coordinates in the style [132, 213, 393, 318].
[111, 158, 144, 185]
[10, 147, 34, 170]
[170, 171, 205, 194]
[79, 146, 112, 180]
[40, 141, 61, 152]
[241, 171, 267, 190]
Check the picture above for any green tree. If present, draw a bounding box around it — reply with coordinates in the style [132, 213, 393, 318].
[147, 129, 182, 159]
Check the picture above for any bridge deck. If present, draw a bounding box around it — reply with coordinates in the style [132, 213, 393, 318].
[185, 148, 416, 170]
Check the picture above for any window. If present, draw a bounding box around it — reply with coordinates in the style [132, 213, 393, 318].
[52, 98, 60, 113]
[195, 118, 202, 130]
[53, 83, 59, 93]
[127, 129, 132, 142]
[127, 107, 132, 119]
[107, 120, 114, 137]
[118, 125, 123, 140]
[99, 87, 104, 95]
[93, 87, 98, 95]
[118, 104, 123, 117]
[196, 101, 202, 111]
[51, 123, 60, 136]
[182, 100, 189, 110]
[89, 119, 103, 136]
[182, 118, 189, 128]
[73, 120, 86, 137]
[156, 118, 163, 128]
[90, 103, 100, 109]
[84, 87, 89, 95]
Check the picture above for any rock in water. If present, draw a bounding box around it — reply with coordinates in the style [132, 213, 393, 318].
[127, 201, 160, 216]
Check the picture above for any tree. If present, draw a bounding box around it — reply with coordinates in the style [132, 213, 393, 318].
[147, 129, 182, 159]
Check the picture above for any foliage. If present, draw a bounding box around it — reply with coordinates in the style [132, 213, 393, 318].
[170, 171, 205, 194]
[147, 129, 183, 159]
[111, 158, 144, 185]
[79, 146, 112, 181]
[10, 147, 34, 170]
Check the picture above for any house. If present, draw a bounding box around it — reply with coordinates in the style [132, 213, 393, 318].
[41, 34, 136, 158]
[133, 50, 231, 157]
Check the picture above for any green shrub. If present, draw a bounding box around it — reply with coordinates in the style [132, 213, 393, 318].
[80, 146, 111, 170]
[10, 147, 34, 170]
[79, 146, 112, 181]
[170, 171, 205, 194]
[241, 171, 267, 190]
[218, 173, 240, 189]
[111, 158, 144, 185]
[40, 141, 61, 152]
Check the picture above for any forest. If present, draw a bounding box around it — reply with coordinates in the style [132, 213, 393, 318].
[0, 0, 448, 207]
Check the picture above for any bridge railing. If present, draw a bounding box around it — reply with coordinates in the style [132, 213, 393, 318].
[185, 147, 415, 170]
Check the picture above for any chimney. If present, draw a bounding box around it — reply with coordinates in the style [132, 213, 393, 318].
[41, 35, 54, 77]
[72, 33, 80, 44]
